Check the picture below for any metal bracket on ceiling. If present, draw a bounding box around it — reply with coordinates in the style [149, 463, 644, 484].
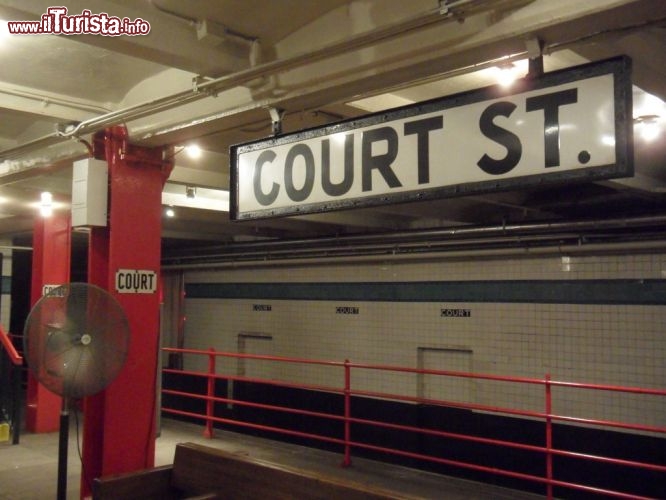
[192, 75, 218, 97]
[54, 122, 80, 137]
[525, 37, 544, 79]
[438, 0, 466, 21]
[269, 107, 285, 136]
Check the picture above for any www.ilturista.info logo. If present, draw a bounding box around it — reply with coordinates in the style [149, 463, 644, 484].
[7, 6, 150, 36]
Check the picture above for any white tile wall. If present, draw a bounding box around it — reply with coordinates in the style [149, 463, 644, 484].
[180, 251, 666, 432]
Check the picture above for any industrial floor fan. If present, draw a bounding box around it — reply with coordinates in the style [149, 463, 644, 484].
[23, 283, 130, 500]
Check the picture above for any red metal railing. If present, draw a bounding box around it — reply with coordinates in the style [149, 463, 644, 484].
[0, 325, 23, 445]
[0, 325, 22, 366]
[161, 347, 666, 500]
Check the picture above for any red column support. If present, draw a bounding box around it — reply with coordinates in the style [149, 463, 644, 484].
[25, 211, 71, 432]
[81, 126, 171, 498]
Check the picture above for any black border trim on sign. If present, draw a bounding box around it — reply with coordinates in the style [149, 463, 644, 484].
[229, 56, 633, 221]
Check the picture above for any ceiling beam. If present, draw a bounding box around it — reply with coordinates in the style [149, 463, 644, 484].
[0, 0, 252, 77]
[0, 81, 106, 123]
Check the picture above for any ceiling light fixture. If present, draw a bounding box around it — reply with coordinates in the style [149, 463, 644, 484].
[184, 144, 202, 159]
[165, 207, 175, 218]
[634, 114, 661, 142]
[40, 192, 53, 217]
[496, 63, 518, 88]
[161, 183, 229, 212]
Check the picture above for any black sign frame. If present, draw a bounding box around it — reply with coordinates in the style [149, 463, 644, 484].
[230, 56, 632, 221]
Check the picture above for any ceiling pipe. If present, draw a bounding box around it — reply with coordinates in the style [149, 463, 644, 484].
[162, 238, 666, 271]
[162, 214, 666, 267]
[0, 0, 526, 164]
[141, 50, 530, 144]
[164, 236, 578, 265]
[168, 214, 666, 254]
[0, 86, 113, 115]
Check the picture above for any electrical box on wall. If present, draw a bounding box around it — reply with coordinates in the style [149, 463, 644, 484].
[71, 158, 108, 227]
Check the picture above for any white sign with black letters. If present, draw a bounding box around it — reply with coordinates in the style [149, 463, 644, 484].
[115, 269, 157, 294]
[42, 284, 65, 297]
[230, 57, 632, 220]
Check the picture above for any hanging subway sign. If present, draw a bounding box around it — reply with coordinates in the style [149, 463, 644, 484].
[230, 57, 632, 220]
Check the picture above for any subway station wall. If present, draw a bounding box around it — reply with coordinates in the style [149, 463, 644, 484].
[178, 250, 666, 431]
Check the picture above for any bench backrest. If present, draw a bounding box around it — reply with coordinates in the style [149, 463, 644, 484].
[172, 442, 411, 499]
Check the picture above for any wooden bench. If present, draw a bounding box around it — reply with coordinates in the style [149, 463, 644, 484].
[93, 442, 415, 499]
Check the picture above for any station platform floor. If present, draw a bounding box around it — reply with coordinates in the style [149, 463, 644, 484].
[0, 416, 546, 499]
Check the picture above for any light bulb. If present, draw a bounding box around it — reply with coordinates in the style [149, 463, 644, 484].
[640, 120, 660, 142]
[184, 144, 202, 159]
[497, 64, 517, 88]
[40, 192, 53, 217]
[634, 115, 662, 142]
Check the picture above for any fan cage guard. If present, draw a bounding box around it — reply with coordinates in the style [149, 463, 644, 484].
[23, 283, 130, 399]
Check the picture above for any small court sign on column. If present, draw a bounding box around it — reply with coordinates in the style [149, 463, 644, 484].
[115, 269, 157, 294]
[42, 284, 66, 297]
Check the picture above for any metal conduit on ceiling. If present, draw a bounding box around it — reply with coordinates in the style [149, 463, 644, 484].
[161, 214, 666, 268]
[0, 0, 525, 166]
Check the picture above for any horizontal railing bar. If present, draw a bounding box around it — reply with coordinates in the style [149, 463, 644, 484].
[346, 440, 656, 498]
[349, 388, 547, 419]
[354, 414, 666, 472]
[0, 326, 22, 366]
[162, 367, 342, 395]
[163, 389, 345, 423]
[350, 361, 546, 385]
[547, 379, 666, 396]
[350, 439, 549, 484]
[550, 413, 666, 435]
[162, 407, 346, 447]
[163, 347, 344, 368]
[164, 347, 666, 397]
[163, 367, 544, 419]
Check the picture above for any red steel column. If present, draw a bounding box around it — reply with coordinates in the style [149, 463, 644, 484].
[81, 126, 171, 496]
[25, 211, 71, 432]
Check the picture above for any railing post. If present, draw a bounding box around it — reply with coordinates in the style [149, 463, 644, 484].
[11, 363, 21, 445]
[204, 348, 216, 439]
[341, 359, 352, 467]
[545, 373, 553, 500]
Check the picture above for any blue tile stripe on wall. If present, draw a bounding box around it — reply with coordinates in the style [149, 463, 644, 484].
[185, 280, 666, 305]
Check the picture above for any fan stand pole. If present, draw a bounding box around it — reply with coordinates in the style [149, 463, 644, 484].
[56, 398, 69, 500]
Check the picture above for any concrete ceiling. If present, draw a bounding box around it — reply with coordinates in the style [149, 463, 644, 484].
[0, 0, 665, 256]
